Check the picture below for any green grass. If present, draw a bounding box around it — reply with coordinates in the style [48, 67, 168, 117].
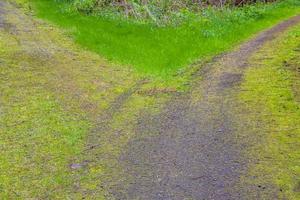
[25, 0, 300, 76]
[240, 24, 300, 199]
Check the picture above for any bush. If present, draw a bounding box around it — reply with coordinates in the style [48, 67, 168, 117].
[67, 0, 278, 25]
[72, 0, 97, 12]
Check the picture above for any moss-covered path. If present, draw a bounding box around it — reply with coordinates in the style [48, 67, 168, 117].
[1, 1, 300, 199]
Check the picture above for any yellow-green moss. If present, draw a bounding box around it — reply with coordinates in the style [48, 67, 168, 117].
[0, 2, 172, 198]
[240, 24, 300, 199]
[0, 30, 91, 198]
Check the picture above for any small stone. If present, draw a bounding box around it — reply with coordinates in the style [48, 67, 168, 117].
[70, 163, 83, 170]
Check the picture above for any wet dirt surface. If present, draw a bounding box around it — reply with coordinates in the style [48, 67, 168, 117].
[113, 15, 300, 200]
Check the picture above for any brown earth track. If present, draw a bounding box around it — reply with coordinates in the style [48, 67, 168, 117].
[111, 15, 300, 200]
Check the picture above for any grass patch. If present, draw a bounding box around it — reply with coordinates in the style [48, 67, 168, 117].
[22, 0, 300, 77]
[240, 24, 300, 199]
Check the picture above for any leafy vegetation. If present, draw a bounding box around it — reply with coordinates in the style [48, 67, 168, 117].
[25, 0, 300, 76]
[68, 0, 277, 23]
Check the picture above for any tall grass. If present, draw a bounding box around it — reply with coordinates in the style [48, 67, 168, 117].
[30, 0, 300, 76]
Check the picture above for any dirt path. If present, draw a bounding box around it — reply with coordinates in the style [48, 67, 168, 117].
[1, 1, 300, 199]
[111, 15, 300, 199]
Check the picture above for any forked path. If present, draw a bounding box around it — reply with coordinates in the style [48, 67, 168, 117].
[113, 15, 300, 199]
[1, 1, 300, 199]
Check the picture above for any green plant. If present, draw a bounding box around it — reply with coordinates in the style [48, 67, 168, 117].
[73, 0, 98, 13]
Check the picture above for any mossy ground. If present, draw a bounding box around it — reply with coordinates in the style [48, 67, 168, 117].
[0, 2, 171, 198]
[0, 25, 89, 198]
[239, 24, 300, 199]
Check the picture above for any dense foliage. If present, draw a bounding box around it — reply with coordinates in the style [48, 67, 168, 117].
[67, 0, 277, 23]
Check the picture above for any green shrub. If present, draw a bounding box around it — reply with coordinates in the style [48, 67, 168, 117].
[65, 0, 285, 24]
[73, 0, 97, 12]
